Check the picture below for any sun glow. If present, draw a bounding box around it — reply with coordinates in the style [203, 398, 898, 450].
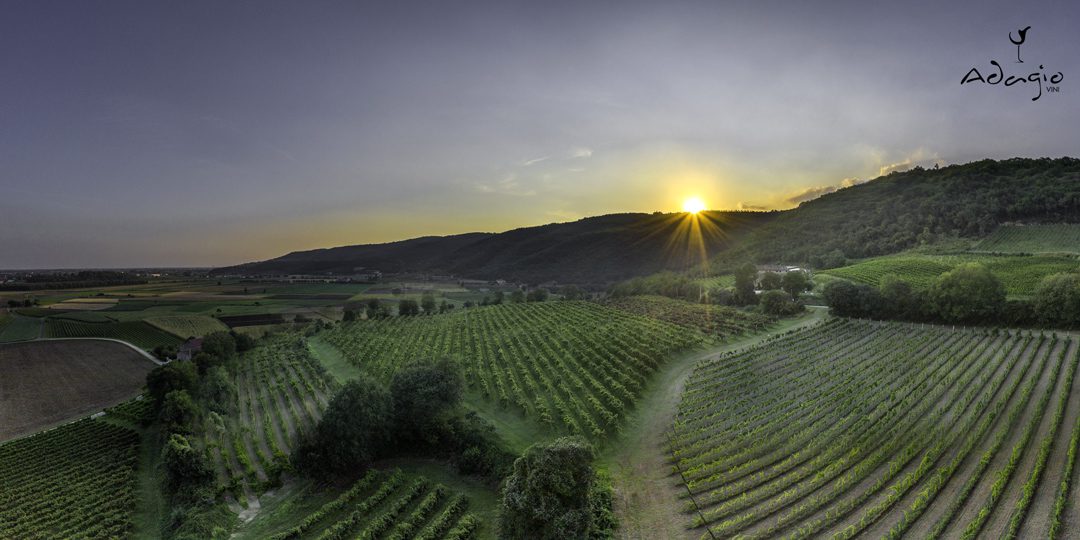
[682, 196, 707, 214]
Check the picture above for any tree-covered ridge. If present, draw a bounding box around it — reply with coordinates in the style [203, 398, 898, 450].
[716, 157, 1080, 268]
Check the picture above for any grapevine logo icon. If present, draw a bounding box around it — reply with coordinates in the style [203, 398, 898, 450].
[961, 26, 1063, 101]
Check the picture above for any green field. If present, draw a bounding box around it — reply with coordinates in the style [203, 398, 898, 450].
[821, 252, 1080, 296]
[43, 319, 181, 350]
[671, 319, 1080, 539]
[322, 301, 704, 443]
[0, 314, 41, 342]
[0, 418, 139, 538]
[145, 315, 230, 338]
[974, 224, 1080, 254]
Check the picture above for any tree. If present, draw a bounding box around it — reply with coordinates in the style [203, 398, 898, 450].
[929, 263, 1006, 323]
[499, 437, 604, 540]
[781, 270, 810, 299]
[202, 366, 237, 414]
[758, 272, 782, 291]
[1034, 273, 1080, 325]
[421, 292, 437, 314]
[365, 298, 388, 319]
[760, 290, 801, 316]
[390, 358, 463, 446]
[733, 262, 758, 305]
[526, 288, 549, 302]
[397, 299, 420, 316]
[159, 390, 199, 434]
[879, 274, 920, 320]
[509, 290, 525, 303]
[558, 285, 585, 300]
[292, 377, 392, 475]
[161, 433, 213, 496]
[823, 280, 882, 318]
[232, 331, 256, 352]
[201, 332, 237, 362]
[147, 361, 198, 407]
[492, 291, 505, 305]
[342, 309, 357, 322]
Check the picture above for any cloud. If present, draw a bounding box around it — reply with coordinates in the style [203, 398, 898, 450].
[737, 202, 768, 211]
[570, 147, 593, 159]
[783, 177, 868, 206]
[877, 149, 945, 176]
[474, 173, 536, 196]
[522, 156, 549, 166]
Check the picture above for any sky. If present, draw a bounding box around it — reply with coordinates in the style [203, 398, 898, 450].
[1, 0, 1078, 268]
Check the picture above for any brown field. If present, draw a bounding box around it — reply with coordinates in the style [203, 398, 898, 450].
[0, 340, 154, 442]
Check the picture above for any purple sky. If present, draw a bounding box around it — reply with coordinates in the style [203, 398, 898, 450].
[1, 0, 1077, 268]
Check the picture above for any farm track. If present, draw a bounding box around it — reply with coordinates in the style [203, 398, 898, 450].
[666, 319, 1080, 540]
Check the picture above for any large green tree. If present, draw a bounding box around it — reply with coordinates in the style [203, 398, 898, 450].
[1034, 273, 1080, 325]
[929, 263, 1006, 323]
[292, 376, 391, 475]
[499, 437, 608, 540]
[390, 358, 463, 446]
[734, 262, 758, 305]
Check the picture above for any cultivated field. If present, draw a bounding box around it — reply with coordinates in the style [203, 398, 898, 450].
[145, 314, 230, 338]
[603, 295, 772, 339]
[0, 340, 155, 442]
[43, 318, 181, 350]
[239, 469, 480, 540]
[0, 418, 139, 538]
[821, 253, 1079, 296]
[0, 314, 41, 342]
[203, 335, 337, 506]
[322, 301, 703, 442]
[670, 318, 1080, 539]
[974, 224, 1080, 254]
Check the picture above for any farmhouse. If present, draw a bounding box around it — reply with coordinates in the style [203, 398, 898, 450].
[176, 338, 203, 361]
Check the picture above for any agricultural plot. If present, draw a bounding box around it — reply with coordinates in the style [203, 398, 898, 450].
[0, 314, 41, 342]
[43, 318, 181, 350]
[821, 253, 1079, 296]
[0, 340, 154, 442]
[245, 469, 480, 540]
[322, 301, 702, 441]
[974, 224, 1080, 254]
[603, 295, 772, 340]
[669, 318, 1080, 539]
[0, 418, 139, 539]
[145, 314, 230, 338]
[202, 336, 338, 505]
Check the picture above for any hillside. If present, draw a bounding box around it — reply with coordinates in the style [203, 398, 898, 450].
[215, 212, 772, 284]
[217, 158, 1080, 283]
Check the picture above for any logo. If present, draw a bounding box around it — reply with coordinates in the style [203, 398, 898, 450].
[961, 26, 1063, 102]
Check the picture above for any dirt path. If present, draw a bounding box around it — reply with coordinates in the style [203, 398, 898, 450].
[600, 308, 827, 539]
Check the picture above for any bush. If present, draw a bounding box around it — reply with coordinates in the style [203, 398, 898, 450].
[929, 262, 1006, 323]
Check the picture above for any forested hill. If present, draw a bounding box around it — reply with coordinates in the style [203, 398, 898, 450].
[216, 157, 1080, 283]
[713, 157, 1080, 269]
[213, 212, 773, 284]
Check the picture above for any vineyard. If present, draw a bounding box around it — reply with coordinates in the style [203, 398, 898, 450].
[43, 318, 181, 350]
[602, 295, 772, 339]
[0, 418, 139, 539]
[669, 318, 1080, 539]
[974, 224, 1080, 254]
[0, 314, 41, 342]
[145, 315, 230, 338]
[200, 335, 338, 506]
[322, 301, 703, 441]
[821, 253, 1080, 296]
[240, 469, 480, 540]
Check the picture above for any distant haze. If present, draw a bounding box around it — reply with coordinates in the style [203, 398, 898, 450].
[1, 0, 1077, 268]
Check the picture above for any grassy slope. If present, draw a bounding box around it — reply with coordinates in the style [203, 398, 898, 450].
[821, 252, 1080, 297]
[973, 224, 1080, 254]
[599, 307, 828, 539]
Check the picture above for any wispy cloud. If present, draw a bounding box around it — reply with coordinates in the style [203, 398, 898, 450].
[737, 201, 768, 211]
[474, 173, 536, 196]
[522, 156, 549, 166]
[878, 148, 944, 176]
[783, 177, 868, 206]
[570, 147, 593, 159]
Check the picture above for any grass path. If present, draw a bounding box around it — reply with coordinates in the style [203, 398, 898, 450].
[599, 307, 827, 539]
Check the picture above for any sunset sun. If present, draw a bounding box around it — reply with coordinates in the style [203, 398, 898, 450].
[682, 196, 707, 214]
